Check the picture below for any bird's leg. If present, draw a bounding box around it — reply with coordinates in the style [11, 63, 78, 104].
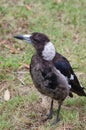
[52, 101, 62, 125]
[46, 99, 53, 120]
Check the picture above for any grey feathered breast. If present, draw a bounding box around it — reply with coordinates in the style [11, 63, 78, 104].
[30, 54, 70, 101]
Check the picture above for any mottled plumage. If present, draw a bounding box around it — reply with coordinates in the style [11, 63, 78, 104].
[14, 32, 86, 125]
[30, 55, 70, 100]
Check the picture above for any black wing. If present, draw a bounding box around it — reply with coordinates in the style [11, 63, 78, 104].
[53, 53, 86, 96]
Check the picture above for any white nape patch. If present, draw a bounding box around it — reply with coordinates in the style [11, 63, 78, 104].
[70, 74, 74, 80]
[42, 42, 56, 61]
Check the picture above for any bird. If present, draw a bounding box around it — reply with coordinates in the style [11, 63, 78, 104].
[14, 32, 86, 125]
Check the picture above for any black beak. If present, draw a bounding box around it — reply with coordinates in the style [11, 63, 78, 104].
[14, 34, 32, 44]
[14, 35, 24, 40]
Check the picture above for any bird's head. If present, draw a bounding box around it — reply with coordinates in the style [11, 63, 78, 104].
[14, 32, 56, 61]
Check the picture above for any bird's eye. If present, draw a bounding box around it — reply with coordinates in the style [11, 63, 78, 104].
[32, 36, 41, 44]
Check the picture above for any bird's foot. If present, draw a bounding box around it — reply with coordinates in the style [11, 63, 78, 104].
[51, 118, 60, 125]
[43, 113, 53, 122]
[46, 113, 53, 120]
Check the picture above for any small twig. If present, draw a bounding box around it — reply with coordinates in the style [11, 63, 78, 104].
[16, 77, 25, 85]
[14, 71, 29, 74]
[0, 87, 6, 93]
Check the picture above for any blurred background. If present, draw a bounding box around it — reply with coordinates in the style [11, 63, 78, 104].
[0, 0, 86, 129]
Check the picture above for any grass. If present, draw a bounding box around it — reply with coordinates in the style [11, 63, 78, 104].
[0, 0, 86, 129]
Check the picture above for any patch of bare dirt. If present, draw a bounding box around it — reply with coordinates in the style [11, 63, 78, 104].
[10, 96, 50, 130]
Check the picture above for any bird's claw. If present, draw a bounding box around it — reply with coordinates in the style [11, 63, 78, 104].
[43, 113, 53, 122]
[51, 118, 60, 125]
[46, 113, 53, 120]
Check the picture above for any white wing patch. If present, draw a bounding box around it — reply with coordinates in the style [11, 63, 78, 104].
[42, 42, 56, 61]
[70, 74, 74, 80]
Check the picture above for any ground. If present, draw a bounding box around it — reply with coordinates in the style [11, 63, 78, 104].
[0, 0, 86, 130]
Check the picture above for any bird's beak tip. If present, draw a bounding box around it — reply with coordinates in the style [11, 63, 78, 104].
[14, 35, 24, 40]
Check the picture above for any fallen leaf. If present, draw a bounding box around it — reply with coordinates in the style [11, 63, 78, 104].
[0, 40, 6, 45]
[73, 33, 79, 44]
[64, 46, 70, 53]
[57, 0, 62, 3]
[5, 45, 18, 54]
[25, 5, 32, 10]
[4, 89, 10, 101]
[18, 63, 29, 70]
[53, 0, 62, 4]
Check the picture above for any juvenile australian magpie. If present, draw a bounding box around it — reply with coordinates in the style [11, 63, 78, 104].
[14, 32, 86, 125]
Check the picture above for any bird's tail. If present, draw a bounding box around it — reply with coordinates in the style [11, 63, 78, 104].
[80, 87, 86, 96]
[71, 84, 86, 97]
[70, 74, 86, 97]
[76, 86, 86, 96]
